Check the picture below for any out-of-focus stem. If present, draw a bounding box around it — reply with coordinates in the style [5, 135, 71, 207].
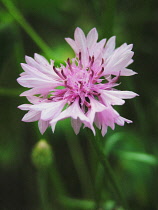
[90, 130, 129, 210]
[37, 170, 51, 210]
[32, 139, 67, 209]
[49, 164, 67, 197]
[2, 0, 52, 58]
[64, 129, 94, 199]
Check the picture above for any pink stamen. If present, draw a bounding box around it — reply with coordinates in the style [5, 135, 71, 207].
[61, 69, 67, 79]
[79, 52, 82, 68]
[53, 66, 63, 79]
[84, 100, 91, 108]
[67, 58, 72, 71]
[101, 58, 104, 65]
[98, 67, 104, 76]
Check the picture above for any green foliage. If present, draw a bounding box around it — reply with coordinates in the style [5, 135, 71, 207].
[117, 151, 158, 166]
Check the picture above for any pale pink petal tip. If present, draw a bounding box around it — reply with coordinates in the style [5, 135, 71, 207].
[38, 120, 49, 134]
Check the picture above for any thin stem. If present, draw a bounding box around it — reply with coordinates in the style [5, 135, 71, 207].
[94, 163, 104, 203]
[49, 164, 67, 197]
[2, 0, 52, 58]
[37, 170, 51, 210]
[86, 134, 101, 208]
[37, 159, 68, 209]
[90, 130, 129, 210]
[63, 127, 94, 199]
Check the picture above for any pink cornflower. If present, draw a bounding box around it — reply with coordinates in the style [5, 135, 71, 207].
[17, 27, 138, 136]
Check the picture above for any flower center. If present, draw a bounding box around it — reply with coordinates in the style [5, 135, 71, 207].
[52, 55, 105, 107]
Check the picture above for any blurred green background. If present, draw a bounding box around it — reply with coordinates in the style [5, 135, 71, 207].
[0, 0, 158, 209]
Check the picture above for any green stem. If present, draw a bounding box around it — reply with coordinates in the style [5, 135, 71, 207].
[91, 131, 129, 210]
[49, 164, 67, 197]
[63, 127, 94, 199]
[2, 0, 52, 58]
[37, 159, 68, 209]
[37, 170, 51, 210]
[94, 163, 104, 203]
[86, 133, 101, 208]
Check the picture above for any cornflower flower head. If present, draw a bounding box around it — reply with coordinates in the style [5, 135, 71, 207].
[17, 27, 138, 136]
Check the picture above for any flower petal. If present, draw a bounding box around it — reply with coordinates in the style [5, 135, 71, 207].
[103, 36, 116, 58]
[50, 98, 90, 129]
[87, 28, 98, 49]
[22, 110, 40, 122]
[34, 53, 49, 65]
[87, 97, 107, 123]
[119, 68, 137, 76]
[94, 106, 120, 136]
[41, 100, 66, 121]
[93, 39, 106, 59]
[74, 27, 87, 52]
[38, 120, 49, 134]
[17, 76, 53, 88]
[106, 90, 138, 99]
[65, 38, 79, 54]
[115, 116, 132, 126]
[71, 118, 82, 135]
[18, 104, 32, 110]
[101, 90, 125, 105]
[20, 86, 54, 96]
[103, 43, 134, 76]
[20, 63, 53, 81]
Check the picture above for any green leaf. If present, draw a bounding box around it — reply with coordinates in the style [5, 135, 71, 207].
[117, 150, 158, 166]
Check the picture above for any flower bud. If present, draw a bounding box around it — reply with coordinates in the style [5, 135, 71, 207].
[31, 139, 53, 170]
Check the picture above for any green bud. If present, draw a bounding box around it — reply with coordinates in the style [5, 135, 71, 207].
[31, 139, 53, 170]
